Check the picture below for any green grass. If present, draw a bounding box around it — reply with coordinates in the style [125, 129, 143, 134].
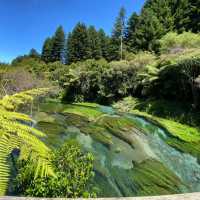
[132, 110, 200, 143]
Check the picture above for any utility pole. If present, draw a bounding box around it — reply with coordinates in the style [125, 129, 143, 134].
[120, 7, 125, 60]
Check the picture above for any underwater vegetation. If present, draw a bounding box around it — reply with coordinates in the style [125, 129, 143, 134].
[31, 100, 200, 197]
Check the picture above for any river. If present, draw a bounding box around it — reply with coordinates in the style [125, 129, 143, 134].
[32, 101, 200, 197]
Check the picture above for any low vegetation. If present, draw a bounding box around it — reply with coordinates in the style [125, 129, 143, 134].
[14, 140, 95, 198]
[0, 88, 54, 195]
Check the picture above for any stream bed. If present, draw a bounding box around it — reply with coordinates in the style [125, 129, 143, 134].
[32, 101, 200, 197]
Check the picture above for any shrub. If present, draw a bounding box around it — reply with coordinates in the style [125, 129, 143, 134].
[62, 59, 139, 104]
[0, 67, 50, 98]
[62, 59, 109, 103]
[14, 140, 96, 198]
[125, 51, 157, 68]
[158, 48, 200, 68]
[0, 88, 54, 195]
[99, 61, 138, 103]
[143, 58, 200, 106]
[159, 32, 200, 53]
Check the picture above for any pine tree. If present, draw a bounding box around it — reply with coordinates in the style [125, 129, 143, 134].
[173, 0, 191, 33]
[173, 0, 200, 33]
[188, 0, 200, 33]
[143, 0, 174, 32]
[67, 23, 91, 63]
[29, 48, 40, 59]
[142, 0, 199, 33]
[65, 32, 72, 64]
[125, 0, 199, 54]
[51, 26, 65, 63]
[88, 26, 102, 59]
[98, 28, 110, 60]
[133, 8, 164, 52]
[110, 7, 126, 60]
[126, 12, 139, 52]
[41, 37, 53, 63]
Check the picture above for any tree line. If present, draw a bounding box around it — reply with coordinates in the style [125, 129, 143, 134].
[38, 0, 199, 64]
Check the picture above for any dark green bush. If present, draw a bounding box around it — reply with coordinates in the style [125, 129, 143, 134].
[61, 59, 139, 104]
[145, 58, 200, 107]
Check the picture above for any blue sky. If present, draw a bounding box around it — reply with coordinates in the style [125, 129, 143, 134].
[0, 0, 145, 63]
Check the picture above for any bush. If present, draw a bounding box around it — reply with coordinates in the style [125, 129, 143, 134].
[125, 51, 157, 68]
[12, 57, 47, 74]
[143, 57, 200, 106]
[62, 59, 109, 103]
[99, 61, 138, 103]
[0, 67, 51, 98]
[14, 140, 96, 198]
[62, 59, 139, 104]
[159, 32, 200, 53]
[157, 48, 200, 68]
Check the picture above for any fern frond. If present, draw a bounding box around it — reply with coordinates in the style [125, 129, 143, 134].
[0, 88, 52, 111]
[0, 88, 55, 196]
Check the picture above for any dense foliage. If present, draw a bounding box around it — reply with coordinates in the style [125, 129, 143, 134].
[60, 59, 139, 104]
[0, 88, 54, 195]
[14, 140, 95, 198]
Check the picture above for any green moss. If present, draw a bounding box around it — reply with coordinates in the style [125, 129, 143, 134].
[34, 112, 55, 123]
[132, 110, 200, 143]
[115, 147, 121, 153]
[63, 104, 103, 121]
[113, 96, 200, 128]
[92, 172, 120, 197]
[97, 115, 134, 131]
[114, 97, 200, 158]
[166, 138, 200, 160]
[39, 102, 66, 113]
[131, 159, 185, 196]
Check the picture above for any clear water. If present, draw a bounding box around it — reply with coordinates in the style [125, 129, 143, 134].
[127, 115, 200, 192]
[33, 102, 200, 197]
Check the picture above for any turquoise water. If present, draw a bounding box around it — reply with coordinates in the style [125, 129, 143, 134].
[33, 102, 200, 197]
[127, 115, 200, 192]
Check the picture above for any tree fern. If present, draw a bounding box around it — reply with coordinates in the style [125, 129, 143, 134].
[0, 88, 55, 196]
